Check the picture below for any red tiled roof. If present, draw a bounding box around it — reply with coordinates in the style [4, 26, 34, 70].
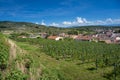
[75, 35, 92, 40]
[48, 36, 58, 40]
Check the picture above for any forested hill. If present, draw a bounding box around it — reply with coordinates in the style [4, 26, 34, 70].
[0, 21, 120, 29]
[0, 21, 45, 29]
[0, 21, 70, 33]
[0, 21, 120, 34]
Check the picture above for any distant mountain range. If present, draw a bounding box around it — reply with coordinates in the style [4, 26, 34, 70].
[0, 21, 120, 28]
[0, 21, 70, 33]
[0, 21, 120, 36]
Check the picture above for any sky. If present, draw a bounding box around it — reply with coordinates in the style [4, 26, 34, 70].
[0, 0, 120, 27]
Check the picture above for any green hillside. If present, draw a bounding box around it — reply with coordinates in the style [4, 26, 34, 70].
[0, 21, 70, 34]
[1, 21, 120, 35]
[16, 38, 120, 80]
[0, 33, 120, 80]
[0, 33, 9, 71]
[0, 21, 120, 80]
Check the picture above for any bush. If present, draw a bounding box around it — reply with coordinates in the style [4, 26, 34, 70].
[5, 70, 28, 80]
[0, 34, 9, 70]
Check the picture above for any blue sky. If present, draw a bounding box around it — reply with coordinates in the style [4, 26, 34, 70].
[0, 0, 120, 27]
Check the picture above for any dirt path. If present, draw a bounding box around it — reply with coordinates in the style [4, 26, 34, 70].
[7, 40, 41, 80]
[8, 39, 17, 61]
[7, 39, 26, 73]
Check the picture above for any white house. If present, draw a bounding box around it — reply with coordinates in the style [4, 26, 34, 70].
[55, 37, 63, 41]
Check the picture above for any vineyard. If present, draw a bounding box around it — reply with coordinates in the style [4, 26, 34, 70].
[0, 33, 9, 71]
[0, 33, 9, 79]
[14, 38, 120, 80]
[1, 21, 120, 80]
[0, 34, 28, 80]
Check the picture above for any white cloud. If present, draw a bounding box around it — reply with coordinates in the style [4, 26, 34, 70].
[47, 17, 120, 27]
[105, 18, 115, 25]
[82, 18, 88, 23]
[76, 17, 88, 24]
[62, 21, 72, 25]
[112, 19, 120, 24]
[106, 18, 113, 23]
[50, 22, 59, 26]
[96, 20, 105, 24]
[61, 17, 89, 27]
[91, 18, 120, 25]
[41, 20, 46, 25]
[35, 22, 39, 24]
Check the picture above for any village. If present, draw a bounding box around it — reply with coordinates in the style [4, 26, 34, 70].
[14, 29, 120, 44]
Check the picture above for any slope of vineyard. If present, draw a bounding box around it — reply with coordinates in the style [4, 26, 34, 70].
[0, 33, 120, 80]
[0, 33, 9, 79]
[0, 33, 28, 80]
[12, 37, 120, 80]
[0, 33, 9, 71]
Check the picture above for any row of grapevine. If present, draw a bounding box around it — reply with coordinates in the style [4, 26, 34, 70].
[13, 38, 120, 79]
[14, 38, 120, 66]
[0, 33, 9, 71]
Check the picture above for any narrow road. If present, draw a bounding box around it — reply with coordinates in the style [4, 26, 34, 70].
[8, 39, 17, 61]
[7, 39, 27, 74]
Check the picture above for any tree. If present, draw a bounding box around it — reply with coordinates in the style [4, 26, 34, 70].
[67, 30, 78, 35]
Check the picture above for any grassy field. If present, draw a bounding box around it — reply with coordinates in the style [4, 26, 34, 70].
[0, 33, 119, 80]
[16, 41, 117, 80]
